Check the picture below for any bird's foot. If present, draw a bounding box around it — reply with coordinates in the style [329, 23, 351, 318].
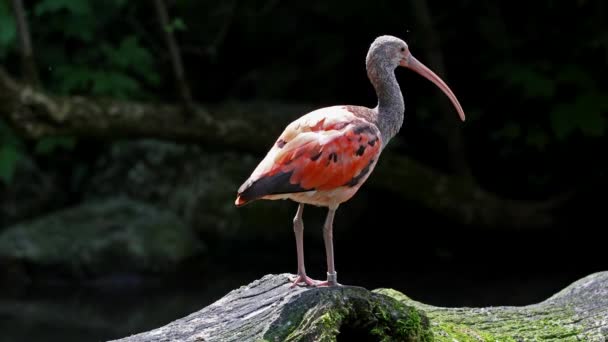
[289, 273, 319, 288]
[314, 272, 341, 287]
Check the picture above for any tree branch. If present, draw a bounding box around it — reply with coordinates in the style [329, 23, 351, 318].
[111, 272, 608, 341]
[369, 153, 567, 229]
[152, 0, 193, 108]
[0, 66, 566, 229]
[10, 0, 40, 88]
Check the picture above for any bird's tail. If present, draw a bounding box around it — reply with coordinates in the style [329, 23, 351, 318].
[234, 194, 248, 207]
[235, 177, 262, 207]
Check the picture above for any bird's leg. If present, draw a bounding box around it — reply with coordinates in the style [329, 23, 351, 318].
[316, 207, 341, 287]
[289, 204, 318, 288]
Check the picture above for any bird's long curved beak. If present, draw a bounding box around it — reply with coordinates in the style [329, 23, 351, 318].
[401, 55, 466, 122]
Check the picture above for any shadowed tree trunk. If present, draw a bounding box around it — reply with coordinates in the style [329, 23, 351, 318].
[0, 66, 566, 229]
[112, 272, 608, 341]
[10, 0, 40, 88]
[152, 0, 193, 109]
[410, 0, 471, 179]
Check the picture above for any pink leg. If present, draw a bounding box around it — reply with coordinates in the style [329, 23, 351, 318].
[290, 204, 319, 288]
[316, 207, 341, 287]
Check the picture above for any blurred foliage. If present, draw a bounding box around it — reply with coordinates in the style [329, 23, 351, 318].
[490, 62, 608, 148]
[0, 0, 159, 99]
[0, 0, 606, 192]
[0, 120, 76, 184]
[29, 0, 160, 98]
[0, 1, 16, 59]
[50, 35, 159, 97]
[34, 136, 76, 155]
[0, 120, 24, 184]
[0, 0, 161, 184]
[164, 17, 187, 33]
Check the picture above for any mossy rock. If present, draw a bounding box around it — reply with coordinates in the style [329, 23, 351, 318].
[84, 139, 302, 239]
[374, 271, 608, 341]
[0, 154, 67, 228]
[112, 272, 608, 341]
[0, 197, 203, 277]
[111, 273, 432, 342]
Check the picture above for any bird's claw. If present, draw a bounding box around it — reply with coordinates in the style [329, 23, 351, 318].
[289, 274, 319, 288]
[314, 272, 341, 287]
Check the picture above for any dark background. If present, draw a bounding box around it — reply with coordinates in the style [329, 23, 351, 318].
[0, 1, 606, 341]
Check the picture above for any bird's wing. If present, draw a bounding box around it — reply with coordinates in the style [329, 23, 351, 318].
[236, 106, 382, 204]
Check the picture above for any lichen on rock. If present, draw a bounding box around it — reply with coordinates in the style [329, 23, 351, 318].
[375, 271, 608, 341]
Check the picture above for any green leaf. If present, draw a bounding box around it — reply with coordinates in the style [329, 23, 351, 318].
[91, 70, 140, 98]
[61, 13, 96, 42]
[165, 18, 187, 33]
[0, 119, 23, 147]
[493, 122, 521, 140]
[34, 0, 92, 16]
[578, 110, 605, 137]
[0, 1, 16, 57]
[489, 63, 555, 99]
[54, 65, 94, 94]
[526, 129, 549, 151]
[100, 36, 159, 87]
[172, 18, 187, 31]
[0, 145, 20, 184]
[575, 94, 608, 137]
[550, 106, 573, 140]
[509, 66, 555, 99]
[550, 93, 608, 140]
[35, 136, 76, 154]
[112, 0, 128, 7]
[555, 65, 594, 90]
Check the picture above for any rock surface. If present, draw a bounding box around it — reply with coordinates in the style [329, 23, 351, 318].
[0, 155, 66, 228]
[83, 139, 301, 238]
[375, 270, 608, 341]
[112, 271, 608, 341]
[112, 273, 431, 342]
[0, 197, 203, 278]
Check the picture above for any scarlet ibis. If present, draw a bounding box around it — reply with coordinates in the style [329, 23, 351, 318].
[235, 35, 465, 287]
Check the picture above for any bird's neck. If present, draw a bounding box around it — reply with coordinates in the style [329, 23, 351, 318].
[368, 64, 405, 144]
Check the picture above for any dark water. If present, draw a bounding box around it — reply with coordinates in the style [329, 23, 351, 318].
[0, 273, 579, 342]
[0, 250, 594, 342]
[1, 204, 603, 342]
[0, 274, 256, 342]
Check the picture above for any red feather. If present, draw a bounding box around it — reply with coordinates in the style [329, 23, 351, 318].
[236, 106, 382, 205]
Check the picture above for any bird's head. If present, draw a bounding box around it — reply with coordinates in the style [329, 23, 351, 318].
[366, 35, 466, 122]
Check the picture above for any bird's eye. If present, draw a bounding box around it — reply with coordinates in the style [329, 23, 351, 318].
[400, 47, 405, 52]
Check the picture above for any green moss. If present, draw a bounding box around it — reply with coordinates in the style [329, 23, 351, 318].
[263, 287, 433, 342]
[263, 300, 311, 341]
[375, 288, 584, 341]
[431, 322, 510, 342]
[285, 310, 346, 342]
[375, 289, 502, 341]
[367, 296, 433, 342]
[373, 288, 419, 305]
[317, 310, 346, 338]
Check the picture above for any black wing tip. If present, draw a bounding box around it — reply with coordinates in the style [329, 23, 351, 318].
[236, 170, 310, 205]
